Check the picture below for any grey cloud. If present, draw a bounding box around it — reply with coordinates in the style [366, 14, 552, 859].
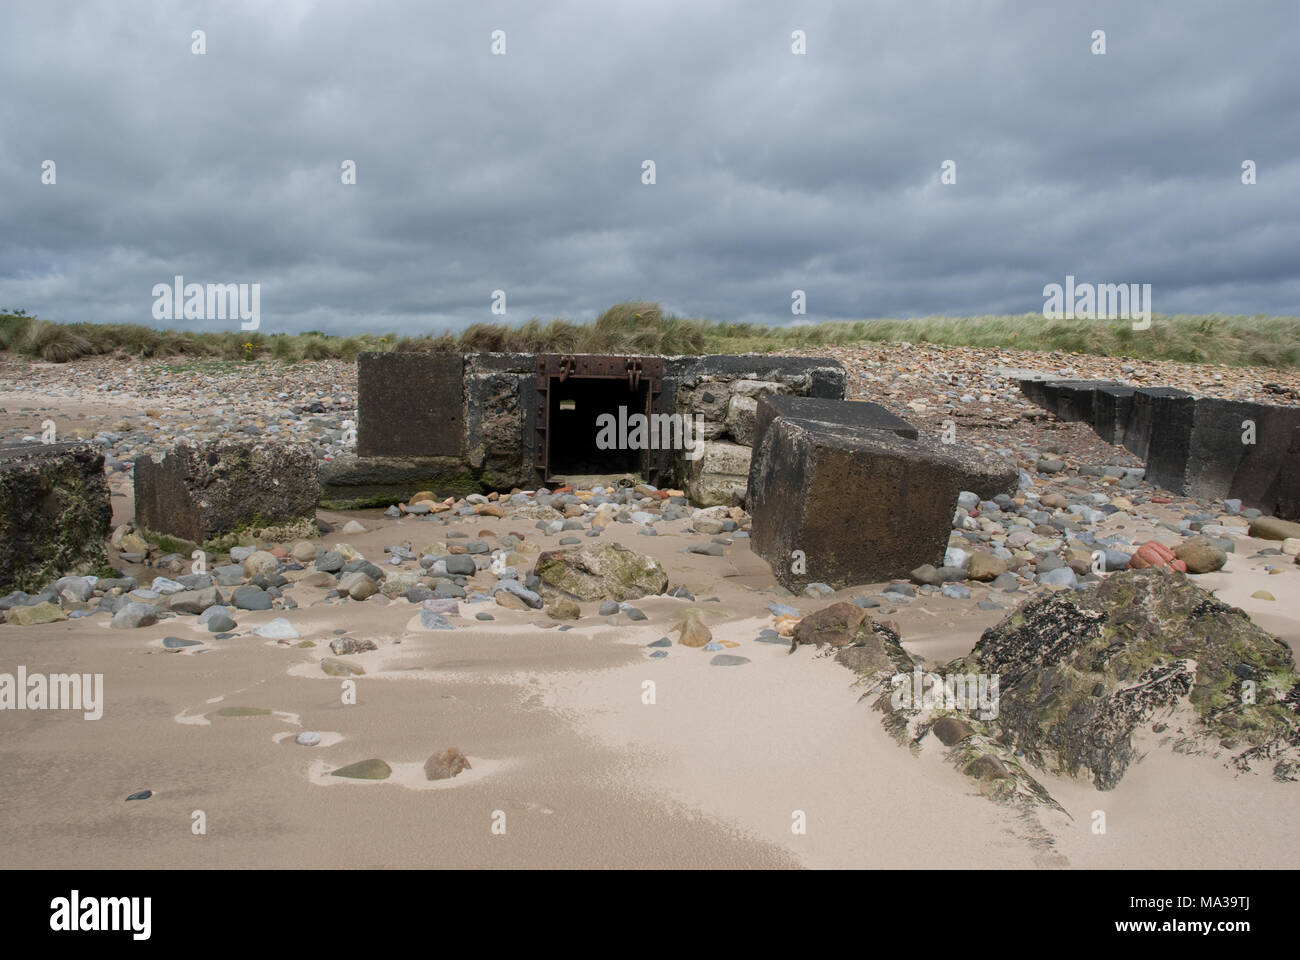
[0, 0, 1295, 335]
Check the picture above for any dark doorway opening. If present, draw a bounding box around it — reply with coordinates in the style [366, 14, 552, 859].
[548, 378, 648, 476]
[534, 354, 666, 484]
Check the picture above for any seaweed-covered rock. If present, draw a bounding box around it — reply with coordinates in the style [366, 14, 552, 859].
[831, 617, 914, 676]
[533, 542, 668, 602]
[839, 568, 1300, 808]
[964, 568, 1299, 789]
[0, 443, 112, 593]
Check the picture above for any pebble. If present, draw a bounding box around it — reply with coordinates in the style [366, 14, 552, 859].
[251, 617, 299, 639]
[710, 654, 751, 666]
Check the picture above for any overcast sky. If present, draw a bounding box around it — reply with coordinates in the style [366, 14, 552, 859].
[1, 1, 1296, 335]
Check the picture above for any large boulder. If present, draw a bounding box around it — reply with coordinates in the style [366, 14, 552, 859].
[941, 569, 1296, 794]
[0, 443, 111, 593]
[533, 542, 668, 602]
[847, 569, 1300, 808]
[134, 439, 318, 546]
[748, 406, 1017, 590]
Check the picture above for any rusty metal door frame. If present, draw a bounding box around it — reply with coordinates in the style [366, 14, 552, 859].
[534, 354, 665, 484]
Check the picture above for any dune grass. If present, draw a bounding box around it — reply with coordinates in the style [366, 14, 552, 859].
[1, 302, 1296, 368]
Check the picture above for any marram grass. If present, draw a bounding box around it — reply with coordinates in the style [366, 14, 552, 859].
[1, 303, 1296, 369]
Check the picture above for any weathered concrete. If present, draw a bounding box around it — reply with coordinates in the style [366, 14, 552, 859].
[135, 440, 318, 545]
[318, 454, 487, 508]
[1147, 396, 1300, 508]
[357, 352, 463, 458]
[1092, 385, 1136, 446]
[748, 411, 1018, 591]
[753, 396, 919, 452]
[1124, 386, 1193, 461]
[0, 443, 112, 593]
[1017, 378, 1300, 519]
[1040, 380, 1116, 423]
[348, 352, 846, 503]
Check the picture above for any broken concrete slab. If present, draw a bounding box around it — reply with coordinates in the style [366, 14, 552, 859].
[748, 413, 1018, 591]
[134, 439, 318, 547]
[0, 442, 112, 593]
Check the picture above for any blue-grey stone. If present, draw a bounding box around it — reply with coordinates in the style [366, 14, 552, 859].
[420, 609, 455, 630]
[710, 654, 751, 666]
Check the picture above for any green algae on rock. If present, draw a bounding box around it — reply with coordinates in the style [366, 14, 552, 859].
[0, 442, 112, 594]
[213, 706, 272, 718]
[331, 758, 391, 780]
[533, 542, 668, 602]
[842, 568, 1300, 810]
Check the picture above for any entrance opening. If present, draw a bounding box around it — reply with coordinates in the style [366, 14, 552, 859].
[534, 354, 666, 485]
[548, 378, 648, 477]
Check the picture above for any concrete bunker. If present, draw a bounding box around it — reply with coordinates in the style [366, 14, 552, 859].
[321, 351, 848, 507]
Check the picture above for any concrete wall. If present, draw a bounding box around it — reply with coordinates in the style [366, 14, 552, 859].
[322, 352, 845, 506]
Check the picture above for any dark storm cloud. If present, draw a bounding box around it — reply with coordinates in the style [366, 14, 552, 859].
[1, 0, 1296, 335]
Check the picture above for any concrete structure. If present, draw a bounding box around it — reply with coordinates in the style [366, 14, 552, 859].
[1018, 378, 1300, 519]
[0, 442, 112, 592]
[321, 351, 847, 507]
[135, 439, 319, 546]
[748, 397, 1019, 591]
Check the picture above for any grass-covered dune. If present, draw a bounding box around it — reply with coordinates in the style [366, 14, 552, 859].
[2, 302, 1297, 369]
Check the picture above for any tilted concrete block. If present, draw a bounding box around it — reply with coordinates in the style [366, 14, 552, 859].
[748, 411, 1018, 591]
